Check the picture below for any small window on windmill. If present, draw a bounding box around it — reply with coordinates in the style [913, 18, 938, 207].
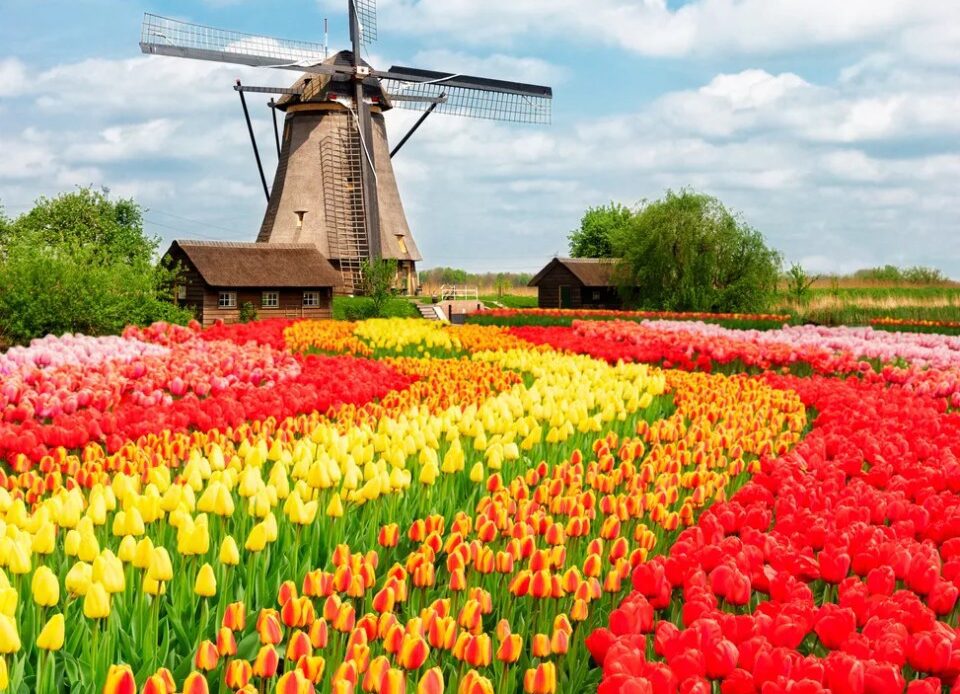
[295, 210, 307, 229]
[395, 235, 408, 255]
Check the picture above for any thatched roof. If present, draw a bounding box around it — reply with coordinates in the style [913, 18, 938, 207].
[167, 240, 341, 288]
[529, 258, 621, 287]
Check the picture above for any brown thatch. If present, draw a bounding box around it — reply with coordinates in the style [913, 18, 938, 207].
[168, 240, 341, 288]
[529, 258, 620, 288]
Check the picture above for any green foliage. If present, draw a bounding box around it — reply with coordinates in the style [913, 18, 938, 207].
[361, 258, 399, 317]
[418, 267, 532, 290]
[568, 202, 633, 258]
[0, 187, 192, 344]
[785, 264, 818, 306]
[479, 294, 538, 309]
[333, 296, 418, 321]
[238, 302, 258, 323]
[612, 189, 782, 313]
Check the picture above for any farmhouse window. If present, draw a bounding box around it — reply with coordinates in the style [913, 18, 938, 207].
[218, 291, 237, 309]
[303, 291, 320, 307]
[262, 291, 279, 309]
[592, 290, 601, 301]
[177, 285, 187, 300]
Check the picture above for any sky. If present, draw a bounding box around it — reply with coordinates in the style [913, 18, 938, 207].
[1, 1, 958, 275]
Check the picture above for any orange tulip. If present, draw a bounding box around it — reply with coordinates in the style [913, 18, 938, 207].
[217, 627, 237, 656]
[381, 668, 406, 694]
[257, 609, 283, 645]
[296, 655, 326, 683]
[140, 673, 173, 694]
[398, 633, 430, 670]
[378, 524, 400, 548]
[531, 634, 551, 657]
[363, 655, 390, 692]
[253, 645, 279, 678]
[309, 618, 329, 649]
[277, 580, 298, 606]
[496, 634, 522, 663]
[523, 663, 557, 694]
[182, 672, 210, 694]
[372, 586, 396, 613]
[225, 659, 253, 689]
[275, 670, 315, 694]
[458, 670, 494, 694]
[417, 668, 444, 694]
[103, 664, 136, 694]
[286, 629, 313, 661]
[222, 602, 246, 631]
[194, 640, 219, 671]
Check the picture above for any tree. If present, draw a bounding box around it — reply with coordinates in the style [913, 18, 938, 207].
[568, 203, 633, 258]
[785, 263, 818, 306]
[0, 187, 192, 344]
[611, 189, 782, 312]
[360, 258, 399, 317]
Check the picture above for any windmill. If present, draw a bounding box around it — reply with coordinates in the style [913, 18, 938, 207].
[139, 3, 553, 294]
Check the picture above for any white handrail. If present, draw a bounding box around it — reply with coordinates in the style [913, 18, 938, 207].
[439, 285, 479, 301]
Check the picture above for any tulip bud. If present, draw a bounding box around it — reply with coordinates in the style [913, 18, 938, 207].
[182, 671, 210, 694]
[220, 536, 240, 566]
[36, 613, 64, 651]
[194, 563, 217, 598]
[225, 660, 253, 689]
[253, 645, 280, 678]
[496, 634, 522, 663]
[32, 566, 60, 607]
[194, 640, 219, 671]
[83, 582, 111, 620]
[326, 494, 344, 518]
[0, 614, 21, 653]
[222, 601, 246, 631]
[102, 664, 136, 694]
[418, 668, 444, 694]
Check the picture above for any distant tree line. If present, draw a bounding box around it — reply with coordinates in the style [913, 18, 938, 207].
[418, 267, 533, 290]
[0, 187, 191, 345]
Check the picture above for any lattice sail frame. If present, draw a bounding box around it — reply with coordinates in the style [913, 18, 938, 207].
[140, 14, 328, 69]
[381, 68, 553, 125]
[355, 0, 378, 45]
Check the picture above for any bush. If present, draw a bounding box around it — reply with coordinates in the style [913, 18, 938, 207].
[568, 202, 633, 258]
[239, 302, 258, 323]
[612, 189, 782, 313]
[0, 187, 192, 344]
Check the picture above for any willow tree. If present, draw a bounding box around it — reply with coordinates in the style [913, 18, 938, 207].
[612, 189, 781, 312]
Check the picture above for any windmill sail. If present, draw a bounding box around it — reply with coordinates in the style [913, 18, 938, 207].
[354, 0, 378, 45]
[140, 14, 333, 73]
[381, 67, 553, 124]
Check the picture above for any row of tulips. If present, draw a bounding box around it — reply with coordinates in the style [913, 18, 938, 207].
[0, 321, 412, 465]
[511, 321, 960, 405]
[481, 309, 791, 324]
[0, 319, 807, 693]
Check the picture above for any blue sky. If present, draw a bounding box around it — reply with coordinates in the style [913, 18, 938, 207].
[1, 0, 958, 274]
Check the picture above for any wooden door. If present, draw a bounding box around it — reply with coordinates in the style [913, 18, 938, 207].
[559, 285, 572, 309]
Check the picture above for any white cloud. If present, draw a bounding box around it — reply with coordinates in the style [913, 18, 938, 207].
[341, 0, 960, 60]
[409, 49, 566, 85]
[0, 58, 27, 97]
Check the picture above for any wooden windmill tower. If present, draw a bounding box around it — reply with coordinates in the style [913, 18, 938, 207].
[140, 4, 553, 294]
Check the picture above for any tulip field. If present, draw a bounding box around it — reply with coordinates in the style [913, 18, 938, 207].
[3, 317, 960, 693]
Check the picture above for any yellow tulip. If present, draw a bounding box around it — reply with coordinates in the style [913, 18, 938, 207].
[0, 614, 19, 653]
[0, 588, 16, 618]
[469, 462, 485, 484]
[195, 563, 217, 598]
[92, 553, 125, 594]
[419, 462, 439, 486]
[245, 523, 268, 552]
[326, 494, 344, 519]
[31, 522, 56, 555]
[220, 536, 240, 566]
[0, 655, 7, 690]
[148, 548, 174, 583]
[143, 575, 167, 596]
[36, 613, 64, 651]
[31, 566, 59, 607]
[65, 562, 92, 597]
[83, 582, 111, 619]
[6, 540, 31, 575]
[133, 537, 155, 570]
[117, 535, 137, 563]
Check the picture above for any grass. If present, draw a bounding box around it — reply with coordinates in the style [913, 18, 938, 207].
[479, 294, 538, 309]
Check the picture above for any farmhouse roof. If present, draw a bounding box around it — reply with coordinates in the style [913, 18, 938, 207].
[528, 258, 621, 288]
[167, 240, 341, 289]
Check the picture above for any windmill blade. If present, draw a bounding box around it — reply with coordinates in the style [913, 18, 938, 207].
[380, 66, 552, 125]
[355, 0, 378, 45]
[140, 14, 341, 75]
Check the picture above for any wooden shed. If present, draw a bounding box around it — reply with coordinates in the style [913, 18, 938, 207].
[164, 240, 341, 326]
[529, 258, 622, 309]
